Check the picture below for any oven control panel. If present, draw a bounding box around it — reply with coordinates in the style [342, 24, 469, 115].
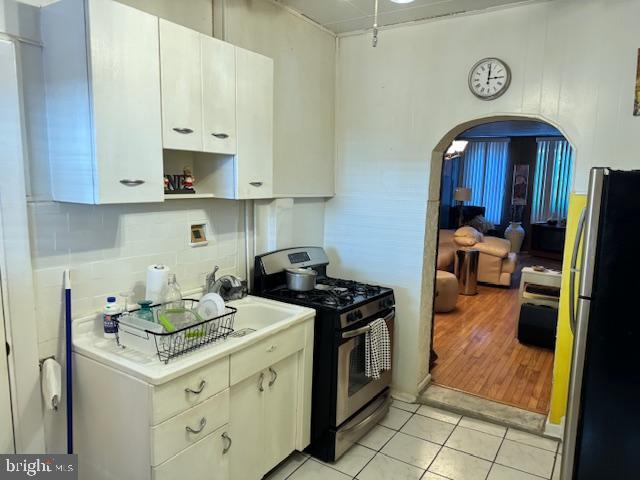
[339, 293, 395, 328]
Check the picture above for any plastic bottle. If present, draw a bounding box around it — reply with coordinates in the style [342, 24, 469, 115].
[103, 296, 121, 339]
[163, 274, 183, 309]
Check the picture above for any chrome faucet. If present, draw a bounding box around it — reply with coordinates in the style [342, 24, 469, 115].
[205, 265, 220, 294]
[206, 265, 247, 301]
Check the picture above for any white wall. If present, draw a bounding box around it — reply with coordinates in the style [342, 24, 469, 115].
[328, 0, 640, 398]
[114, 0, 213, 35]
[222, 0, 336, 198]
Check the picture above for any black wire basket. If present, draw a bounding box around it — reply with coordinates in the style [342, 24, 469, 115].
[115, 299, 237, 364]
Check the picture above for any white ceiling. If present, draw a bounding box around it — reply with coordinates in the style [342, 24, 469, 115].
[277, 0, 538, 34]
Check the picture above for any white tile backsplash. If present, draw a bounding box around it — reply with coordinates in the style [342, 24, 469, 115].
[29, 199, 246, 350]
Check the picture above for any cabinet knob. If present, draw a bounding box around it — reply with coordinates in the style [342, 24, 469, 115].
[222, 432, 232, 454]
[119, 179, 145, 187]
[211, 132, 229, 139]
[185, 380, 207, 395]
[258, 372, 265, 392]
[266, 344, 277, 353]
[173, 127, 194, 134]
[185, 417, 207, 435]
[249, 182, 263, 187]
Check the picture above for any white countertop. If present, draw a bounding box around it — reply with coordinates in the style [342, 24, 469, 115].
[72, 295, 315, 385]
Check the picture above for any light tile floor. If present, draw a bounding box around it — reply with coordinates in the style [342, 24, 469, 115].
[266, 402, 562, 480]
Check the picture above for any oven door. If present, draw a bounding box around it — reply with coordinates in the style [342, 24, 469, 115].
[335, 309, 394, 426]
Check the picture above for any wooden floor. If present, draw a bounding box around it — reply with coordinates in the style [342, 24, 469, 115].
[431, 284, 555, 414]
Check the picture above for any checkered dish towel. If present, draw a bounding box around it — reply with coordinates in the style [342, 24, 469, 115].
[365, 318, 391, 379]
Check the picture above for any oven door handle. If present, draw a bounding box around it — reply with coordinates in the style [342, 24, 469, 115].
[342, 311, 395, 339]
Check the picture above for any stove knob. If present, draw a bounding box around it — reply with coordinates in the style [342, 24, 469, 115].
[346, 313, 355, 322]
[356, 310, 363, 320]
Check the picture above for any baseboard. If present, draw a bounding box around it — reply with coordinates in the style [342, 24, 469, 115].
[544, 415, 565, 440]
[391, 374, 432, 404]
[418, 373, 432, 395]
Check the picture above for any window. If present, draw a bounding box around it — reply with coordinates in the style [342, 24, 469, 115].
[531, 139, 574, 224]
[460, 140, 510, 224]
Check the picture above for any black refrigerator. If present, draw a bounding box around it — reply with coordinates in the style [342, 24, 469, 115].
[562, 168, 640, 479]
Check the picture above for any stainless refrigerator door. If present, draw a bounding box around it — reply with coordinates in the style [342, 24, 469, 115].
[561, 168, 606, 480]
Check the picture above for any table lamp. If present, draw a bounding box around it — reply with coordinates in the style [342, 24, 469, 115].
[454, 187, 472, 226]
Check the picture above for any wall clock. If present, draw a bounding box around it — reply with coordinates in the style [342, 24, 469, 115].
[468, 58, 511, 100]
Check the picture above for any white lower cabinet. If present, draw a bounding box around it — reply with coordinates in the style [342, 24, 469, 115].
[153, 425, 229, 480]
[264, 355, 299, 472]
[230, 354, 299, 479]
[73, 318, 313, 480]
[229, 370, 267, 480]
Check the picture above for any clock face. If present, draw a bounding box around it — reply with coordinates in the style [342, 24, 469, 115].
[468, 58, 511, 100]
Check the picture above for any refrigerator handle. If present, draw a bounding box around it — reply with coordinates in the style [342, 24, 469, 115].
[569, 208, 587, 334]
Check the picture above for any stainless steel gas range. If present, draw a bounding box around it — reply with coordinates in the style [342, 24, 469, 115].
[253, 247, 395, 461]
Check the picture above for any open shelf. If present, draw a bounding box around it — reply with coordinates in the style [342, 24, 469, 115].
[164, 193, 215, 200]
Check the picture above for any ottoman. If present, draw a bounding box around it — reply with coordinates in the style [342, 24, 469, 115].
[435, 271, 458, 313]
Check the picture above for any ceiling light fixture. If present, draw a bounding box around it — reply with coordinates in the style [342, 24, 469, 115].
[390, 0, 416, 3]
[445, 140, 469, 160]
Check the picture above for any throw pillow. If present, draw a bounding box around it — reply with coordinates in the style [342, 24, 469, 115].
[453, 226, 483, 246]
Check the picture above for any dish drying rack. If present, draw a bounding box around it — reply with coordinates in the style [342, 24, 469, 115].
[114, 299, 237, 363]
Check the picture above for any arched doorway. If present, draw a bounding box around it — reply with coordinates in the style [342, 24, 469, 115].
[419, 115, 576, 428]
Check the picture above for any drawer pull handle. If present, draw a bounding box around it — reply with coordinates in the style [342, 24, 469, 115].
[212, 132, 229, 139]
[173, 127, 194, 134]
[185, 380, 206, 395]
[268, 367, 278, 387]
[249, 182, 263, 187]
[258, 372, 265, 392]
[222, 432, 232, 454]
[185, 417, 207, 434]
[119, 179, 145, 187]
[266, 345, 277, 353]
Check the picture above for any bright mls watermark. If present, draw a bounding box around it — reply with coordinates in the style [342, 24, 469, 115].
[0, 455, 77, 479]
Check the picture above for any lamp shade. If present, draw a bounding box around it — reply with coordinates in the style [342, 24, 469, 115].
[454, 187, 472, 202]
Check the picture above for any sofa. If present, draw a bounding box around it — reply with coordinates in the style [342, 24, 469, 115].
[438, 227, 518, 287]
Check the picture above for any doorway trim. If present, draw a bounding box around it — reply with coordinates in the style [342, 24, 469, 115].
[418, 113, 576, 420]
[0, 38, 45, 453]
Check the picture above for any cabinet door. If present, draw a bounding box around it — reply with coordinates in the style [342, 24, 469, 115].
[229, 370, 265, 480]
[201, 36, 236, 155]
[152, 424, 228, 480]
[159, 19, 203, 152]
[235, 47, 274, 199]
[87, 0, 164, 204]
[264, 354, 299, 472]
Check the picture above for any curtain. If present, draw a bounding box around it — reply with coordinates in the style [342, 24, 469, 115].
[461, 140, 510, 224]
[531, 139, 574, 223]
[440, 156, 462, 228]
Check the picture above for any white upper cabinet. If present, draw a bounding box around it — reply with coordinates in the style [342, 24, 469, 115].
[159, 20, 203, 152]
[201, 36, 236, 155]
[42, 0, 164, 204]
[235, 47, 274, 199]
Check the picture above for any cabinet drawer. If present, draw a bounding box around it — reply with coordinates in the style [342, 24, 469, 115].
[152, 358, 229, 424]
[152, 424, 229, 480]
[152, 389, 229, 466]
[230, 325, 304, 385]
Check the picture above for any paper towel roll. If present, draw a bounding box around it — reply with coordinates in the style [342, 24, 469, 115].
[146, 264, 170, 304]
[41, 358, 62, 411]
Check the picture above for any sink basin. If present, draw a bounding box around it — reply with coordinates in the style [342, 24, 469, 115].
[230, 296, 307, 332]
